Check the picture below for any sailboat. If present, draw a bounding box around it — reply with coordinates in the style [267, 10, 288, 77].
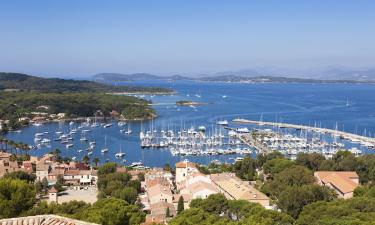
[346, 98, 350, 107]
[101, 135, 109, 153]
[124, 123, 132, 134]
[115, 144, 125, 158]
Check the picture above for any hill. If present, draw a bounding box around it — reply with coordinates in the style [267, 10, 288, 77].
[93, 73, 193, 82]
[0, 73, 172, 93]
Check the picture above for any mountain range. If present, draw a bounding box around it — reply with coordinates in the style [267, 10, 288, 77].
[93, 66, 375, 84]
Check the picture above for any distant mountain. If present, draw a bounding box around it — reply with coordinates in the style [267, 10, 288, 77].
[93, 73, 193, 82]
[0, 72, 173, 93]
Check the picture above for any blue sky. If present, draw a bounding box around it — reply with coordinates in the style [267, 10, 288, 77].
[0, 0, 374, 76]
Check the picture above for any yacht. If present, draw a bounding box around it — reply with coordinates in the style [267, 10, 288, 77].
[33, 122, 42, 126]
[216, 120, 229, 126]
[118, 121, 126, 127]
[131, 161, 143, 167]
[66, 143, 74, 148]
[236, 127, 250, 133]
[103, 123, 112, 128]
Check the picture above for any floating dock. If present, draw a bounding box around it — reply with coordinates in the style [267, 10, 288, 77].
[233, 119, 375, 147]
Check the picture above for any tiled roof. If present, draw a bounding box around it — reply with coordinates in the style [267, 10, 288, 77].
[175, 161, 196, 168]
[211, 173, 269, 201]
[314, 171, 359, 194]
[0, 215, 98, 225]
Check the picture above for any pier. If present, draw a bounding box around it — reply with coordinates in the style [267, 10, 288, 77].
[233, 119, 375, 147]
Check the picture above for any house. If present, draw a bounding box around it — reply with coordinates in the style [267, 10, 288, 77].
[211, 173, 270, 208]
[36, 163, 50, 181]
[145, 202, 176, 224]
[147, 183, 174, 204]
[63, 170, 81, 186]
[180, 180, 219, 200]
[0, 159, 21, 177]
[175, 160, 198, 183]
[314, 171, 359, 199]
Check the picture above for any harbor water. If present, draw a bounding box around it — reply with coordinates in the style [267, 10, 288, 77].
[5, 81, 375, 167]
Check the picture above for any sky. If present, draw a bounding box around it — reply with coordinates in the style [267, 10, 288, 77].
[0, 0, 374, 77]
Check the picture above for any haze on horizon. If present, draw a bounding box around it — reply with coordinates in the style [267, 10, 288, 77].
[0, 0, 374, 77]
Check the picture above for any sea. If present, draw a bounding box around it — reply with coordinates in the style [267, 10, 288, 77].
[5, 81, 375, 167]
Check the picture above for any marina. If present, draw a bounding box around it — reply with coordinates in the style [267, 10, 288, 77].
[4, 82, 375, 167]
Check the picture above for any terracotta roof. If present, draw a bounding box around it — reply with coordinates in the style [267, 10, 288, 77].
[314, 171, 359, 194]
[172, 194, 191, 203]
[0, 215, 99, 225]
[175, 161, 196, 168]
[147, 183, 173, 198]
[211, 173, 269, 201]
[187, 180, 218, 194]
[49, 186, 58, 193]
[150, 201, 176, 216]
[64, 170, 80, 176]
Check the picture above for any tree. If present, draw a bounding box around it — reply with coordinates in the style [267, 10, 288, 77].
[54, 175, 65, 192]
[234, 156, 256, 180]
[3, 171, 36, 183]
[93, 157, 100, 167]
[98, 162, 117, 175]
[296, 197, 375, 225]
[0, 178, 36, 218]
[112, 187, 138, 204]
[263, 158, 295, 177]
[164, 163, 171, 171]
[166, 207, 170, 218]
[277, 185, 336, 218]
[35, 181, 43, 194]
[41, 177, 49, 193]
[76, 198, 145, 225]
[261, 165, 315, 197]
[190, 194, 228, 215]
[177, 196, 184, 214]
[137, 173, 145, 182]
[83, 155, 90, 165]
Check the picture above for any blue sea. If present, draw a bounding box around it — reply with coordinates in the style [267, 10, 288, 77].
[5, 81, 375, 167]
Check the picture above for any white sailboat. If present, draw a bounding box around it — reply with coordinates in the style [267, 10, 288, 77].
[346, 98, 350, 107]
[115, 144, 125, 158]
[124, 123, 132, 134]
[101, 135, 109, 153]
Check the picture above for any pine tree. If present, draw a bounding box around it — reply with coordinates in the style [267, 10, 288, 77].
[177, 196, 184, 214]
[166, 207, 170, 217]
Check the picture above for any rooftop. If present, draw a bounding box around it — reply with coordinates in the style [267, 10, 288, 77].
[0, 215, 98, 225]
[314, 171, 359, 194]
[211, 173, 269, 201]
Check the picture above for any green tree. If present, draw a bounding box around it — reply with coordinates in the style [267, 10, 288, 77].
[76, 198, 145, 225]
[0, 178, 36, 218]
[3, 171, 36, 183]
[177, 196, 184, 214]
[98, 162, 117, 176]
[234, 156, 256, 180]
[277, 185, 337, 218]
[112, 187, 138, 204]
[41, 177, 49, 193]
[263, 158, 295, 177]
[83, 155, 90, 165]
[166, 207, 170, 218]
[93, 157, 100, 167]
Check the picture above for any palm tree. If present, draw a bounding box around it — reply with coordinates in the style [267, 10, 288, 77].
[83, 155, 90, 165]
[93, 157, 100, 167]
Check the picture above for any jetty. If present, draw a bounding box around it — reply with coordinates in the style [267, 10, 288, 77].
[233, 119, 375, 147]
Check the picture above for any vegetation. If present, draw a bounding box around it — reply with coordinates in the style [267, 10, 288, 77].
[0, 91, 155, 130]
[0, 163, 145, 224]
[97, 163, 142, 205]
[0, 73, 172, 93]
[171, 194, 294, 225]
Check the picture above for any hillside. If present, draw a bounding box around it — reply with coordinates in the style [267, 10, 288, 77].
[93, 73, 192, 82]
[0, 73, 173, 93]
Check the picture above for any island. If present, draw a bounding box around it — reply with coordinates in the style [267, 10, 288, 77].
[0, 73, 171, 132]
[176, 100, 206, 106]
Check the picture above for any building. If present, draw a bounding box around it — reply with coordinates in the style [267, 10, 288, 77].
[36, 163, 50, 181]
[211, 173, 270, 208]
[147, 183, 174, 204]
[0, 158, 20, 177]
[145, 202, 176, 224]
[314, 171, 359, 199]
[48, 187, 58, 203]
[180, 180, 219, 199]
[175, 160, 198, 183]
